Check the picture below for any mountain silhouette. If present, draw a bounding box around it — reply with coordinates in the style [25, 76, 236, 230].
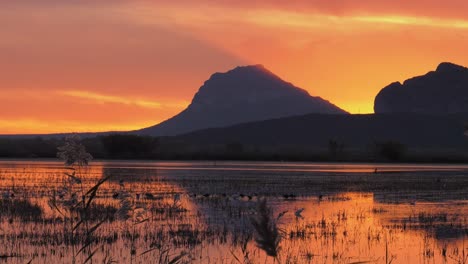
[375, 62, 468, 114]
[137, 65, 347, 136]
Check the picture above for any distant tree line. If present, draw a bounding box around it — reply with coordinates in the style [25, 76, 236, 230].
[0, 134, 466, 163]
[0, 134, 159, 159]
[373, 141, 407, 161]
[100, 134, 158, 159]
[0, 137, 59, 158]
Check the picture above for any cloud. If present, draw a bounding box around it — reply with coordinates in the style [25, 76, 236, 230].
[352, 15, 468, 29]
[127, 4, 468, 31]
[0, 118, 157, 134]
[59, 90, 188, 109]
[120, 0, 468, 21]
[0, 3, 243, 96]
[0, 2, 243, 133]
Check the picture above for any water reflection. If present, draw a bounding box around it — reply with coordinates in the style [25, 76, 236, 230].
[0, 160, 466, 263]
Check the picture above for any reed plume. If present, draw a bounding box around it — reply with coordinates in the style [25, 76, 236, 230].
[250, 199, 281, 259]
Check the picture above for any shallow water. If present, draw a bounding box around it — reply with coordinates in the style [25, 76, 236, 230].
[0, 160, 466, 263]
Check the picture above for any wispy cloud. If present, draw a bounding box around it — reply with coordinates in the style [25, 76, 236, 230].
[59, 90, 188, 109]
[0, 118, 158, 134]
[352, 15, 468, 29]
[128, 5, 468, 31]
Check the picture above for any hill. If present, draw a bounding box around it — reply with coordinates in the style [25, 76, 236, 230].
[375, 62, 468, 114]
[172, 113, 468, 151]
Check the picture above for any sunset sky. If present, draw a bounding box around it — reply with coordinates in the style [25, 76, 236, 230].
[2, 0, 468, 134]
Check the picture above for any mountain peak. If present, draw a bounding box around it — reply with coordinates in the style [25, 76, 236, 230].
[233, 64, 266, 70]
[193, 64, 311, 109]
[436, 62, 467, 72]
[137, 65, 347, 136]
[209, 64, 276, 82]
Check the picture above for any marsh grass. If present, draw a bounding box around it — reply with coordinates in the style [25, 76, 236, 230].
[0, 198, 42, 221]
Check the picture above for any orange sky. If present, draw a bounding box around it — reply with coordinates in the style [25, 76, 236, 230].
[2, 1, 468, 134]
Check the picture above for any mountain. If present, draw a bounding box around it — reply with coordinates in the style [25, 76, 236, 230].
[136, 65, 347, 136]
[374, 62, 468, 114]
